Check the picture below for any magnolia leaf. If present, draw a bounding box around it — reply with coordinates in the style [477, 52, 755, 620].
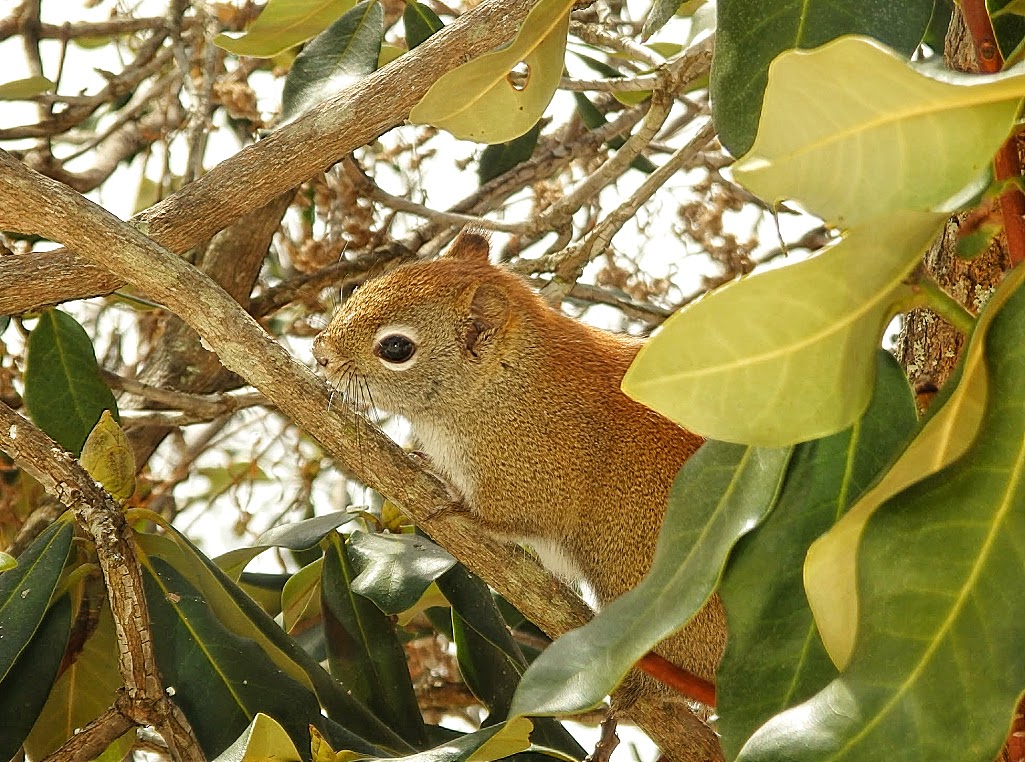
[733, 36, 1025, 227]
[79, 410, 136, 504]
[347, 531, 457, 615]
[142, 557, 327, 757]
[280, 0, 383, 122]
[321, 536, 427, 747]
[509, 443, 792, 717]
[711, 3, 933, 156]
[24, 309, 119, 456]
[804, 263, 1025, 669]
[409, 0, 572, 143]
[212, 713, 302, 762]
[739, 258, 1025, 762]
[403, 1, 443, 49]
[282, 558, 323, 634]
[716, 352, 917, 759]
[0, 75, 54, 100]
[0, 518, 74, 686]
[214, 0, 356, 57]
[623, 211, 944, 446]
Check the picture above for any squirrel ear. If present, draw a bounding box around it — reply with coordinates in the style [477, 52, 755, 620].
[446, 228, 492, 265]
[459, 282, 509, 359]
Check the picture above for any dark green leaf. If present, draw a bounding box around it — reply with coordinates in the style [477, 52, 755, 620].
[137, 529, 407, 755]
[479, 122, 542, 184]
[0, 516, 74, 685]
[322, 535, 427, 747]
[642, 0, 686, 38]
[710, 0, 935, 156]
[0, 594, 72, 760]
[717, 351, 917, 759]
[991, 0, 1025, 61]
[24, 600, 130, 759]
[437, 565, 586, 758]
[738, 272, 1025, 761]
[143, 557, 326, 759]
[347, 530, 456, 614]
[255, 510, 353, 550]
[281, 0, 384, 122]
[509, 443, 793, 716]
[404, 1, 443, 49]
[24, 309, 119, 455]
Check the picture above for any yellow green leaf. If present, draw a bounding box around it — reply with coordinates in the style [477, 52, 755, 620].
[803, 262, 1025, 669]
[466, 717, 532, 762]
[0, 76, 54, 100]
[409, 0, 572, 143]
[79, 410, 136, 504]
[214, 0, 356, 58]
[733, 36, 1025, 227]
[622, 210, 944, 446]
[212, 713, 302, 762]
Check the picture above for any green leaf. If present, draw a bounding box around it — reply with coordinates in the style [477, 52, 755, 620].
[79, 410, 136, 503]
[0, 594, 72, 760]
[256, 510, 354, 550]
[347, 531, 457, 615]
[134, 527, 407, 755]
[214, 0, 357, 57]
[322, 535, 427, 747]
[711, 2, 934, 156]
[804, 263, 1025, 669]
[404, 1, 443, 49]
[0, 517, 74, 685]
[282, 558, 323, 634]
[25, 600, 135, 759]
[213, 713, 303, 762]
[143, 556, 327, 758]
[409, 0, 572, 143]
[369, 719, 533, 762]
[0, 552, 14, 572]
[478, 122, 543, 184]
[509, 443, 792, 717]
[623, 211, 943, 446]
[281, 0, 384, 122]
[0, 75, 55, 100]
[24, 309, 119, 456]
[716, 351, 917, 759]
[737, 251, 1025, 762]
[732, 36, 1025, 227]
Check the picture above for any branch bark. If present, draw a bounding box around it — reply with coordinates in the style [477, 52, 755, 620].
[0, 0, 539, 316]
[0, 143, 721, 761]
[0, 402, 203, 762]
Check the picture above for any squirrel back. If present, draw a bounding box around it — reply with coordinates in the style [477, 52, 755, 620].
[313, 231, 726, 681]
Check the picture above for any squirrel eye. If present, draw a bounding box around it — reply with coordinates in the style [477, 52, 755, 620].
[375, 334, 417, 364]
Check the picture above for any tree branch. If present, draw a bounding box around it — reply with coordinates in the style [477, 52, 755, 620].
[0, 0, 541, 316]
[0, 402, 203, 762]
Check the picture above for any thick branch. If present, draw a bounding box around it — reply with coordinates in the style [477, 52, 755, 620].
[0, 0, 539, 316]
[0, 147, 721, 760]
[0, 402, 203, 762]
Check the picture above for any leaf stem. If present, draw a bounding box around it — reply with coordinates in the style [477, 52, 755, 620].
[908, 276, 977, 336]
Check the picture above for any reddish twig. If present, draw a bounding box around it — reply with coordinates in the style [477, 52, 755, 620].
[961, 0, 1025, 266]
[638, 651, 717, 707]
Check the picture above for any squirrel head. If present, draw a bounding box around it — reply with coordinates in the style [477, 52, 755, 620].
[313, 231, 516, 420]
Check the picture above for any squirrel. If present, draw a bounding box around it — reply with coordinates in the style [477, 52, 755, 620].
[312, 229, 727, 687]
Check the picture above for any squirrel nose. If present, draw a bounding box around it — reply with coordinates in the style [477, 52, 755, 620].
[312, 334, 330, 366]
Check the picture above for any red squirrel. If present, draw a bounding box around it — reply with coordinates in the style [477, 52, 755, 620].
[312, 230, 727, 686]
